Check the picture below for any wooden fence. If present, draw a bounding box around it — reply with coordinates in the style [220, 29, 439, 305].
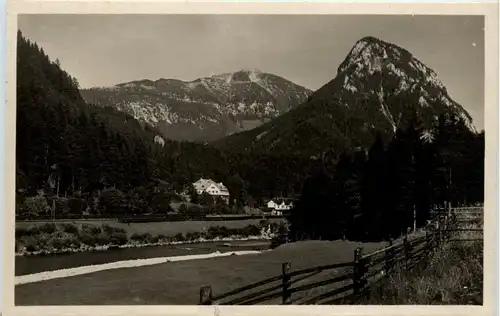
[198, 206, 483, 305]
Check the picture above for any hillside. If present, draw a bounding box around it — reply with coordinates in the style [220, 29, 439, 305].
[16, 31, 167, 196]
[214, 36, 477, 156]
[80, 70, 312, 141]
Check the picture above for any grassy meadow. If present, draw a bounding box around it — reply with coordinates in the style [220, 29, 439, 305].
[15, 239, 388, 305]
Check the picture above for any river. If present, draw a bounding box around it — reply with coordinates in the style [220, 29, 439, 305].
[16, 240, 271, 276]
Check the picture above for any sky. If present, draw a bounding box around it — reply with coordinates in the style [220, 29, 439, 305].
[18, 14, 485, 130]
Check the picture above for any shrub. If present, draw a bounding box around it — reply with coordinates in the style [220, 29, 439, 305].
[20, 196, 50, 217]
[241, 224, 260, 236]
[130, 233, 143, 242]
[130, 232, 153, 243]
[25, 243, 37, 252]
[150, 235, 161, 243]
[95, 233, 111, 246]
[48, 232, 80, 250]
[38, 223, 57, 234]
[174, 233, 185, 242]
[67, 198, 88, 215]
[141, 233, 154, 243]
[21, 236, 39, 252]
[259, 219, 270, 228]
[15, 227, 30, 238]
[149, 192, 174, 213]
[99, 188, 125, 215]
[109, 231, 128, 246]
[178, 203, 188, 213]
[186, 232, 202, 240]
[54, 198, 71, 216]
[207, 226, 231, 238]
[80, 234, 99, 247]
[102, 224, 126, 235]
[61, 223, 80, 235]
[81, 224, 102, 236]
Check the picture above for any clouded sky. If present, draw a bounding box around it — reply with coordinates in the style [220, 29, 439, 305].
[18, 14, 484, 130]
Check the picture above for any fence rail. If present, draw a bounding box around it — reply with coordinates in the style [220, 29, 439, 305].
[198, 206, 483, 305]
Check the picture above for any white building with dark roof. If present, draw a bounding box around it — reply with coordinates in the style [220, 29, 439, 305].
[192, 178, 230, 203]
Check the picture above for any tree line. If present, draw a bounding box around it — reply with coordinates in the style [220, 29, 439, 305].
[288, 115, 484, 242]
[16, 31, 322, 217]
[16, 31, 484, 227]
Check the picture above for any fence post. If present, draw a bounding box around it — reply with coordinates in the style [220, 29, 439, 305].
[199, 285, 213, 305]
[353, 247, 364, 297]
[437, 217, 442, 247]
[385, 238, 394, 273]
[425, 231, 431, 250]
[403, 236, 410, 270]
[282, 262, 291, 304]
[413, 205, 417, 233]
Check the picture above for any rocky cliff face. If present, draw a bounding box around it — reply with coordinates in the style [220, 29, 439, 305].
[214, 36, 476, 155]
[80, 69, 312, 141]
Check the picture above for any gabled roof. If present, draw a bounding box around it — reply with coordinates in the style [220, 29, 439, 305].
[193, 178, 229, 195]
[268, 197, 295, 205]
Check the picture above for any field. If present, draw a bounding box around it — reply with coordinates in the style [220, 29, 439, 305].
[15, 239, 388, 305]
[15, 218, 283, 237]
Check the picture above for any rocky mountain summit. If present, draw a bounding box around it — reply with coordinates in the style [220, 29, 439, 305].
[214, 36, 476, 155]
[80, 69, 312, 141]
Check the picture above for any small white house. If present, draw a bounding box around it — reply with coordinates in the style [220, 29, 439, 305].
[266, 198, 294, 215]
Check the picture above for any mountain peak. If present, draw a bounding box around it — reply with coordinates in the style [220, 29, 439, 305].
[215, 36, 477, 154]
[81, 70, 312, 142]
[338, 36, 413, 74]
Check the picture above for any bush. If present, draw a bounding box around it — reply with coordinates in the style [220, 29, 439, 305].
[67, 198, 88, 215]
[80, 234, 99, 246]
[130, 233, 143, 242]
[109, 231, 128, 246]
[61, 223, 80, 235]
[20, 196, 50, 217]
[179, 203, 188, 213]
[95, 233, 111, 246]
[270, 221, 289, 249]
[241, 224, 260, 236]
[150, 192, 174, 213]
[25, 242, 37, 252]
[102, 224, 126, 235]
[174, 233, 185, 242]
[15, 227, 30, 238]
[207, 226, 230, 238]
[49, 232, 80, 250]
[81, 224, 102, 236]
[38, 223, 57, 234]
[21, 236, 40, 252]
[99, 188, 125, 215]
[130, 232, 154, 243]
[186, 232, 202, 240]
[54, 198, 71, 216]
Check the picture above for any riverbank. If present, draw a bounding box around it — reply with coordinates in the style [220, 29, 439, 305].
[15, 221, 282, 257]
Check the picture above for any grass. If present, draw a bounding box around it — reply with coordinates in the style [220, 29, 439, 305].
[16, 219, 282, 237]
[15, 239, 387, 305]
[359, 213, 484, 305]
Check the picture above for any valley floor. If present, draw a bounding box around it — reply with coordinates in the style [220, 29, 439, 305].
[15, 240, 386, 305]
